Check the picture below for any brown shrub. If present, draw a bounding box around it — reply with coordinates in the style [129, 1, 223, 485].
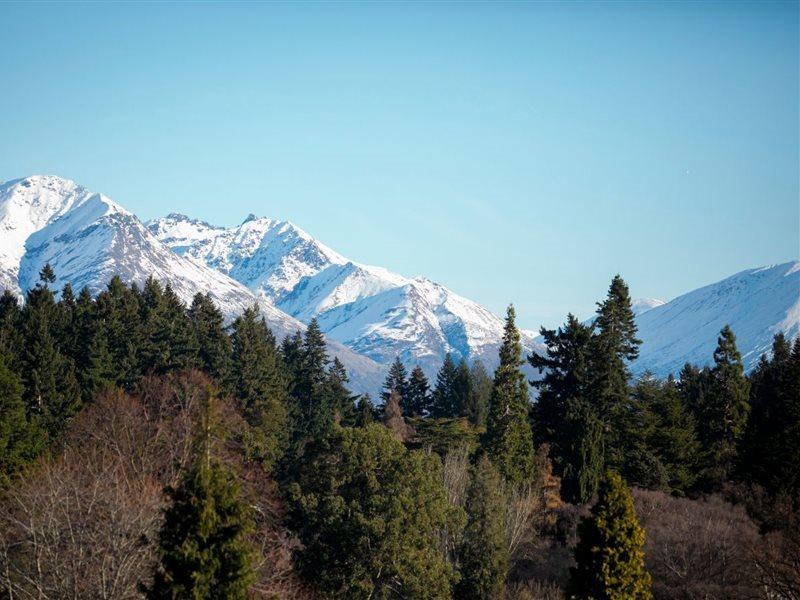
[633, 488, 762, 600]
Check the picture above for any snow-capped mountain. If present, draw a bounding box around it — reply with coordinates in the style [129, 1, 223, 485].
[631, 261, 800, 376]
[631, 297, 665, 316]
[149, 213, 539, 374]
[0, 176, 383, 394]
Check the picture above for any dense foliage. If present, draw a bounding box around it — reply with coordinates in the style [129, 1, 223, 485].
[0, 266, 797, 599]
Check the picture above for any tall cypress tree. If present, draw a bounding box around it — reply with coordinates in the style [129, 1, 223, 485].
[431, 354, 459, 419]
[567, 470, 653, 600]
[146, 393, 254, 599]
[484, 306, 535, 483]
[465, 360, 492, 428]
[456, 456, 509, 599]
[405, 365, 432, 417]
[561, 398, 605, 504]
[453, 359, 472, 419]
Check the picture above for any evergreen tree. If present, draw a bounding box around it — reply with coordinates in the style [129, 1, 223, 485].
[188, 293, 233, 386]
[290, 424, 461, 599]
[431, 354, 460, 419]
[382, 356, 409, 405]
[740, 334, 800, 496]
[453, 359, 472, 419]
[465, 360, 492, 428]
[355, 394, 376, 428]
[0, 290, 23, 369]
[0, 357, 45, 483]
[626, 375, 700, 494]
[456, 456, 509, 600]
[323, 357, 357, 426]
[701, 326, 751, 488]
[567, 470, 653, 600]
[21, 277, 81, 437]
[589, 276, 641, 470]
[561, 398, 605, 504]
[530, 314, 593, 474]
[38, 263, 56, 286]
[484, 306, 535, 483]
[406, 365, 432, 417]
[147, 394, 254, 599]
[231, 306, 288, 470]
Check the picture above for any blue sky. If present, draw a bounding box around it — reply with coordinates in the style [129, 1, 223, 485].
[1, 1, 797, 330]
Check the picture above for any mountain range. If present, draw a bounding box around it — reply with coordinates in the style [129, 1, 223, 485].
[1, 175, 797, 395]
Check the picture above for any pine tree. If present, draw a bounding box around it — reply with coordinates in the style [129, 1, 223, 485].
[453, 359, 472, 419]
[589, 277, 641, 470]
[38, 263, 56, 286]
[431, 354, 460, 419]
[626, 375, 700, 495]
[231, 306, 289, 470]
[530, 314, 593, 474]
[147, 393, 254, 599]
[561, 398, 605, 504]
[465, 360, 492, 428]
[323, 357, 357, 426]
[355, 394, 376, 427]
[406, 365, 432, 417]
[0, 290, 24, 370]
[456, 456, 509, 599]
[188, 293, 233, 386]
[382, 356, 409, 405]
[702, 325, 750, 488]
[740, 334, 800, 496]
[567, 470, 653, 600]
[290, 424, 460, 598]
[0, 357, 45, 483]
[21, 277, 81, 437]
[484, 306, 535, 483]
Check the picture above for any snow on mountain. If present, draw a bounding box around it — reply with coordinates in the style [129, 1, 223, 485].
[631, 297, 665, 316]
[0, 176, 383, 395]
[632, 261, 800, 376]
[148, 212, 347, 302]
[0, 176, 96, 295]
[149, 213, 539, 376]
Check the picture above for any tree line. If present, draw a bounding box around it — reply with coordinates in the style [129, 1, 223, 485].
[0, 265, 797, 599]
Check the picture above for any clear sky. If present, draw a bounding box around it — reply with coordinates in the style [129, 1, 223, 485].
[1, 1, 797, 330]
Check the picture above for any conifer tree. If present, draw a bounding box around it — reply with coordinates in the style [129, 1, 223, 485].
[355, 394, 376, 427]
[322, 357, 357, 426]
[188, 293, 233, 386]
[290, 424, 459, 599]
[147, 393, 254, 599]
[484, 306, 535, 483]
[589, 276, 641, 470]
[453, 359, 472, 418]
[0, 290, 23, 370]
[465, 360, 492, 428]
[231, 306, 288, 469]
[382, 356, 409, 405]
[530, 314, 593, 471]
[0, 357, 44, 483]
[456, 456, 509, 599]
[21, 274, 81, 437]
[625, 375, 700, 494]
[701, 325, 751, 488]
[740, 334, 800, 496]
[431, 354, 460, 419]
[561, 398, 605, 504]
[405, 365, 432, 417]
[567, 470, 653, 600]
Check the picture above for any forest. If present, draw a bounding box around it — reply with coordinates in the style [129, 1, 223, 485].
[0, 264, 797, 599]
